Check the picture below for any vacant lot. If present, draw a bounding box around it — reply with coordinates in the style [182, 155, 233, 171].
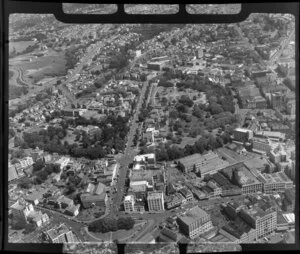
[9, 41, 37, 54]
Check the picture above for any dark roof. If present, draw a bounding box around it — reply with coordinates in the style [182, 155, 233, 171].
[177, 236, 190, 244]
[222, 217, 252, 239]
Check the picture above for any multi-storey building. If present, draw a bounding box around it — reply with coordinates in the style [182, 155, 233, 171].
[222, 164, 263, 194]
[233, 128, 253, 143]
[10, 199, 49, 227]
[8, 163, 19, 182]
[134, 201, 145, 213]
[177, 151, 229, 175]
[257, 172, 293, 194]
[147, 191, 164, 212]
[271, 92, 284, 109]
[130, 180, 148, 192]
[177, 206, 213, 239]
[252, 138, 272, 155]
[124, 195, 135, 213]
[285, 161, 295, 182]
[239, 207, 277, 240]
[10, 199, 35, 223]
[43, 223, 75, 243]
[269, 144, 287, 164]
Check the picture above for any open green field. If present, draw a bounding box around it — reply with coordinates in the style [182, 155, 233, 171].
[9, 70, 14, 79]
[13, 50, 67, 83]
[9, 85, 28, 100]
[9, 41, 37, 54]
[22, 56, 66, 82]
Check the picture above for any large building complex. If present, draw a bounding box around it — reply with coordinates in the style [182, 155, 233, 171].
[177, 152, 229, 175]
[257, 172, 294, 194]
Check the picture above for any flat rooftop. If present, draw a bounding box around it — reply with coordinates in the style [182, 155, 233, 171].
[178, 152, 219, 167]
[46, 224, 70, 240]
[179, 206, 209, 226]
[134, 153, 155, 162]
[147, 191, 163, 199]
[234, 128, 252, 133]
[130, 170, 158, 181]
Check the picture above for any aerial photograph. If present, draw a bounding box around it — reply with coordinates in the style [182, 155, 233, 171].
[8, 3, 296, 249]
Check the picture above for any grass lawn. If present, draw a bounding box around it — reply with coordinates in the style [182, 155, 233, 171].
[16, 49, 67, 83]
[62, 130, 76, 145]
[9, 85, 29, 100]
[9, 41, 37, 54]
[77, 207, 105, 221]
[177, 134, 202, 149]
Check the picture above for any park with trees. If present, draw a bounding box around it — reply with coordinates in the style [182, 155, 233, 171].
[88, 217, 135, 233]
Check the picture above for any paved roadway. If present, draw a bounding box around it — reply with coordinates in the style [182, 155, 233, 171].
[59, 34, 120, 104]
[268, 29, 295, 66]
[109, 81, 149, 217]
[234, 24, 266, 67]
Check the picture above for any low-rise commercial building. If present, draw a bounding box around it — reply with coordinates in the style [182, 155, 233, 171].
[254, 130, 285, 142]
[134, 153, 156, 165]
[80, 193, 107, 209]
[166, 193, 185, 209]
[252, 138, 272, 155]
[179, 187, 193, 201]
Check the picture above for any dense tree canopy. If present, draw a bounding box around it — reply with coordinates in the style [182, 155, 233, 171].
[88, 217, 135, 233]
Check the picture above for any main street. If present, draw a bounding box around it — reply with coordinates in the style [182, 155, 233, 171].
[268, 28, 295, 66]
[109, 80, 149, 216]
[59, 33, 120, 104]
